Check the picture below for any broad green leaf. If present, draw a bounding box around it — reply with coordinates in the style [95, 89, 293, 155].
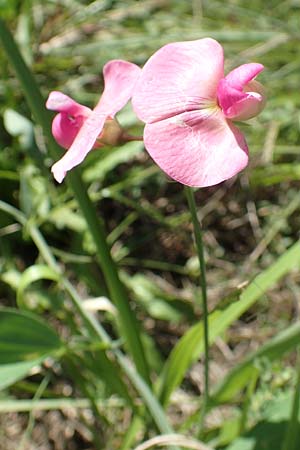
[0, 307, 63, 364]
[0, 358, 44, 390]
[159, 240, 300, 406]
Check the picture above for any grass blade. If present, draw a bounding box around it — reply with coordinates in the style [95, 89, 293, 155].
[159, 240, 300, 406]
[212, 321, 300, 404]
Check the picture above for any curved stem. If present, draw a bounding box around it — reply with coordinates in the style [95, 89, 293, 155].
[184, 187, 209, 431]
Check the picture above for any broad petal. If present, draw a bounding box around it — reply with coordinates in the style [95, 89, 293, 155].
[51, 110, 106, 183]
[224, 63, 264, 90]
[143, 109, 248, 187]
[132, 38, 224, 124]
[52, 113, 87, 149]
[46, 91, 91, 116]
[95, 60, 141, 116]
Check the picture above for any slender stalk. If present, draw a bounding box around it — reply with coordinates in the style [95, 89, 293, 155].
[184, 187, 209, 431]
[0, 19, 149, 384]
[17, 375, 50, 450]
[63, 355, 105, 450]
[0, 397, 125, 413]
[281, 348, 300, 450]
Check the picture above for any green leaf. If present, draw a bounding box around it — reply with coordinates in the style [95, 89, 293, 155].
[0, 358, 45, 390]
[19, 165, 50, 218]
[159, 240, 300, 406]
[212, 321, 300, 404]
[124, 273, 183, 322]
[250, 164, 300, 186]
[0, 307, 63, 364]
[16, 264, 60, 309]
[3, 108, 34, 149]
[48, 205, 86, 233]
[225, 392, 299, 450]
[83, 141, 143, 183]
[158, 310, 221, 405]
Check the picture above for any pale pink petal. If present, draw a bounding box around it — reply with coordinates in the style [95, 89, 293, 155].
[132, 38, 224, 124]
[52, 113, 87, 149]
[224, 63, 264, 90]
[46, 91, 91, 116]
[95, 60, 141, 116]
[51, 111, 106, 183]
[51, 60, 140, 183]
[143, 110, 248, 187]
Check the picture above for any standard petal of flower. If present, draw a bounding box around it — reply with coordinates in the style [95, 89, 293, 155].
[95, 60, 141, 116]
[143, 110, 248, 187]
[224, 63, 264, 90]
[51, 111, 106, 183]
[132, 38, 224, 124]
[46, 91, 91, 116]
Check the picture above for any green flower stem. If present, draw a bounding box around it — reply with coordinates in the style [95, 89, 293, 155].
[184, 187, 209, 431]
[16, 375, 50, 450]
[0, 19, 149, 384]
[281, 348, 300, 450]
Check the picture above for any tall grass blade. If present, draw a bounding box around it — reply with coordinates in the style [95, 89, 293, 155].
[159, 240, 300, 406]
[212, 321, 300, 404]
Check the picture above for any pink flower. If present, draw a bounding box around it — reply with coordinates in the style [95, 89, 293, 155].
[46, 60, 141, 183]
[132, 38, 266, 187]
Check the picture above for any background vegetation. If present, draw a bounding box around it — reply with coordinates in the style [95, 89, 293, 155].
[0, 0, 300, 449]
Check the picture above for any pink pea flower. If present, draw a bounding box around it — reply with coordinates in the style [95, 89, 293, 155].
[132, 38, 266, 187]
[46, 60, 141, 183]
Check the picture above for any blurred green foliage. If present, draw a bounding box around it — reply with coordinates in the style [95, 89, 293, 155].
[1, 1, 300, 449]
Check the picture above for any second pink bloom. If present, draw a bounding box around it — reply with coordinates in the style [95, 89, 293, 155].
[47, 60, 141, 183]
